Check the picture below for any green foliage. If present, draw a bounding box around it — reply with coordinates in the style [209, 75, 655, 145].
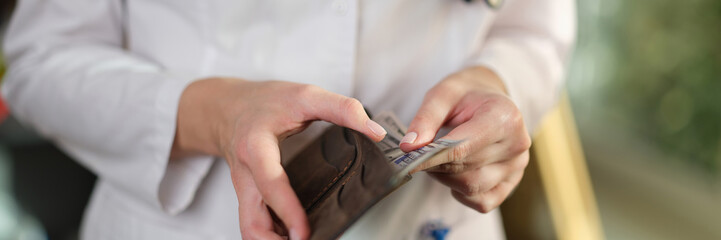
[602, 0, 721, 173]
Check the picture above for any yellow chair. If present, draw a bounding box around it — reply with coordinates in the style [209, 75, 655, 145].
[501, 93, 604, 240]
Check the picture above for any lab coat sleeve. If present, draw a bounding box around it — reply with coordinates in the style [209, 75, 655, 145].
[2, 0, 214, 215]
[471, 0, 576, 133]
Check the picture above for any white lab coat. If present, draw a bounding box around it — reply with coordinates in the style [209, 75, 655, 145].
[2, 0, 575, 239]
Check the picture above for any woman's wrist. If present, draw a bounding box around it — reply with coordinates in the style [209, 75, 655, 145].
[171, 77, 246, 160]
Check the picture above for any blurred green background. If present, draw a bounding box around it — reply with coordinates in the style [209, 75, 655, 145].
[571, 0, 721, 174]
[569, 0, 721, 239]
[0, 0, 720, 239]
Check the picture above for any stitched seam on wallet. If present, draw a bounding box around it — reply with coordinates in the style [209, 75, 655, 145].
[337, 169, 357, 187]
[307, 153, 355, 210]
[313, 168, 359, 211]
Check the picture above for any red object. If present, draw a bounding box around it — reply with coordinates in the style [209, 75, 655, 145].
[0, 92, 9, 124]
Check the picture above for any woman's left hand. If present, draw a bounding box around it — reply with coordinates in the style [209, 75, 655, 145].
[400, 66, 531, 213]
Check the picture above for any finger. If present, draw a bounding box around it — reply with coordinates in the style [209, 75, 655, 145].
[443, 95, 527, 146]
[412, 107, 517, 172]
[400, 86, 462, 152]
[451, 169, 524, 213]
[411, 138, 472, 172]
[414, 119, 489, 170]
[427, 162, 507, 197]
[412, 132, 492, 172]
[243, 132, 310, 240]
[300, 87, 386, 141]
[421, 140, 514, 173]
[232, 164, 283, 239]
[242, 224, 287, 240]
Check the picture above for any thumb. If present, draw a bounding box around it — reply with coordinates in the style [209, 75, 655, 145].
[400, 91, 459, 152]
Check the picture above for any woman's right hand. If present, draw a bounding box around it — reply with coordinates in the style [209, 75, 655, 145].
[172, 78, 387, 240]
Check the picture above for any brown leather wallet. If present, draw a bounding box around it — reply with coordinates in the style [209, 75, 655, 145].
[284, 125, 410, 240]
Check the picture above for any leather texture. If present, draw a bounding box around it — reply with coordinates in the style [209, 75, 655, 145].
[285, 125, 408, 240]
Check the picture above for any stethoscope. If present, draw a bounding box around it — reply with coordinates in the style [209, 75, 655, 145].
[465, 0, 504, 9]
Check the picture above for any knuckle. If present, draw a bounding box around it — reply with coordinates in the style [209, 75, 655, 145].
[339, 98, 365, 124]
[492, 98, 523, 126]
[453, 189, 499, 213]
[478, 95, 503, 111]
[447, 142, 472, 163]
[341, 97, 364, 113]
[511, 134, 532, 155]
[478, 199, 499, 213]
[425, 85, 443, 98]
[505, 104, 525, 128]
[233, 139, 251, 164]
[509, 153, 530, 172]
[458, 182, 484, 196]
[435, 163, 466, 174]
[412, 110, 436, 127]
[511, 110, 525, 128]
[474, 194, 500, 213]
[431, 80, 463, 97]
[295, 84, 323, 99]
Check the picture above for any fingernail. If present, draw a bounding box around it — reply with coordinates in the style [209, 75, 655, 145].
[367, 120, 387, 137]
[290, 229, 300, 240]
[401, 132, 418, 144]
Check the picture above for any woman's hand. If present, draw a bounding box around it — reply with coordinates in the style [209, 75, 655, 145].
[400, 66, 531, 213]
[173, 78, 387, 240]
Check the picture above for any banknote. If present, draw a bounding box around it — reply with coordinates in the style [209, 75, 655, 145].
[390, 139, 459, 170]
[371, 111, 462, 184]
[378, 135, 405, 161]
[388, 139, 461, 185]
[383, 147, 405, 161]
[376, 136, 397, 152]
[372, 111, 407, 140]
[373, 111, 406, 158]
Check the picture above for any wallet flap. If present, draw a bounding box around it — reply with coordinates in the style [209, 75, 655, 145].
[286, 126, 357, 210]
[285, 125, 405, 240]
